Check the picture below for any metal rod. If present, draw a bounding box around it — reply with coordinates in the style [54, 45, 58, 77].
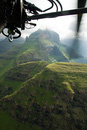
[28, 7, 87, 21]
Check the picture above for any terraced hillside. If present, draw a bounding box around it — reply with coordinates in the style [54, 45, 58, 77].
[0, 62, 87, 130]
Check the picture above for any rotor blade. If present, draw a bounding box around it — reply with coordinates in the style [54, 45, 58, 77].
[77, 0, 86, 32]
[28, 8, 87, 21]
[69, 0, 87, 59]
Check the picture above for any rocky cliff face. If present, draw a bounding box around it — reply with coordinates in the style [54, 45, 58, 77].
[15, 29, 69, 64]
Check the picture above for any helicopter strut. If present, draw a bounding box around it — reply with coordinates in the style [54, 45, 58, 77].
[28, 7, 87, 20]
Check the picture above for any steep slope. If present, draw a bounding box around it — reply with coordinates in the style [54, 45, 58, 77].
[0, 61, 48, 99]
[0, 62, 87, 130]
[15, 30, 69, 64]
[16, 29, 82, 64]
[0, 29, 67, 76]
[5, 61, 48, 82]
[0, 29, 83, 77]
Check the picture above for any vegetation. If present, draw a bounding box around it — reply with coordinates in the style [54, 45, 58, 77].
[0, 61, 48, 99]
[0, 62, 87, 130]
[0, 30, 70, 77]
[0, 110, 40, 130]
[0, 30, 87, 130]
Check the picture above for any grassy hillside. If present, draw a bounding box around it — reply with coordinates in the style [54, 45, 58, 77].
[0, 30, 86, 130]
[0, 61, 48, 99]
[0, 62, 87, 130]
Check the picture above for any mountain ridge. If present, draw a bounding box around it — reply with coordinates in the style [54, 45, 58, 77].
[0, 29, 86, 130]
[0, 29, 83, 68]
[13, 29, 70, 64]
[0, 61, 48, 99]
[0, 62, 87, 130]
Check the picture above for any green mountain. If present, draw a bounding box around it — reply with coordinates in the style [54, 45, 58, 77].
[0, 29, 65, 76]
[0, 62, 87, 130]
[0, 29, 86, 130]
[15, 29, 69, 64]
[0, 29, 82, 77]
[13, 29, 82, 64]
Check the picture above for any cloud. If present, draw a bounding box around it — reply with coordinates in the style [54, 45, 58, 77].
[0, 0, 87, 42]
[24, 0, 77, 40]
[22, 0, 87, 41]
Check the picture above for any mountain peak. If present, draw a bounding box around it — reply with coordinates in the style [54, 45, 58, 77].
[26, 29, 60, 44]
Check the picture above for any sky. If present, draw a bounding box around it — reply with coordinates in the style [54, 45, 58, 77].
[22, 0, 77, 39]
[0, 0, 87, 42]
[22, 0, 87, 41]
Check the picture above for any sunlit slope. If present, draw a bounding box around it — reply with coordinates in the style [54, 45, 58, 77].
[0, 61, 48, 99]
[0, 62, 87, 130]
